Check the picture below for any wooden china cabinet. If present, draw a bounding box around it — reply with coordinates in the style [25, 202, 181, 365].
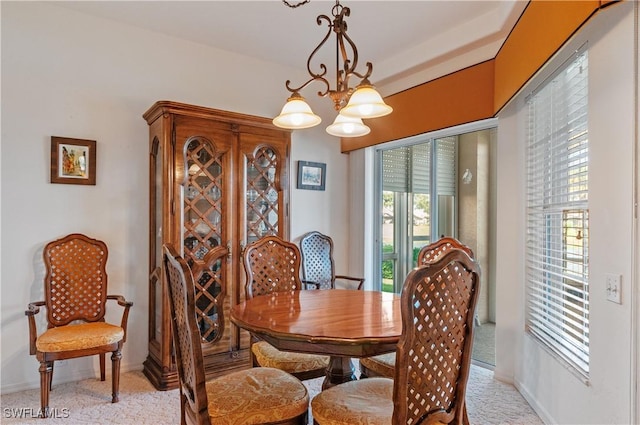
[142, 101, 291, 390]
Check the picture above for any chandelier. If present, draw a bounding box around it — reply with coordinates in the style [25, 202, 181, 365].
[272, 0, 393, 138]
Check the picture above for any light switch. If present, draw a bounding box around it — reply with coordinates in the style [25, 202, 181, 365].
[605, 273, 622, 304]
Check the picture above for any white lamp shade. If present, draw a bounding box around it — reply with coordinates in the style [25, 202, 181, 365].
[340, 85, 393, 119]
[272, 95, 321, 129]
[326, 114, 371, 137]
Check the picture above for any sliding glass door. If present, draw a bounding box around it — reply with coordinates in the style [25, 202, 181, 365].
[378, 137, 458, 293]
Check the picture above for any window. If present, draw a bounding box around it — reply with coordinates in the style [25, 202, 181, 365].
[525, 50, 589, 376]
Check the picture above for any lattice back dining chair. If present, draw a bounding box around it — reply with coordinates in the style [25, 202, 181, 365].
[417, 236, 474, 266]
[244, 235, 307, 298]
[242, 235, 329, 380]
[360, 236, 475, 379]
[299, 231, 364, 290]
[25, 233, 133, 417]
[163, 244, 309, 425]
[311, 248, 481, 425]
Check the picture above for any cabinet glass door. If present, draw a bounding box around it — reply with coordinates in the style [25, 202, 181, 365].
[151, 137, 163, 343]
[245, 146, 280, 243]
[182, 137, 226, 343]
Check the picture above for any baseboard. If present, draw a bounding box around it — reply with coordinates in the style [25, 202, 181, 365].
[513, 378, 553, 424]
[491, 367, 514, 385]
[471, 358, 495, 371]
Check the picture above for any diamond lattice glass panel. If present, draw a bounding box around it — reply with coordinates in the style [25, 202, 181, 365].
[194, 260, 224, 343]
[246, 147, 279, 243]
[183, 137, 225, 343]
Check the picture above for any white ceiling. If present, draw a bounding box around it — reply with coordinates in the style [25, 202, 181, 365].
[54, 0, 527, 94]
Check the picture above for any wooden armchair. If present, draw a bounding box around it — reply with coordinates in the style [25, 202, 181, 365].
[299, 231, 364, 290]
[243, 235, 329, 380]
[163, 244, 308, 425]
[312, 248, 481, 425]
[25, 233, 133, 417]
[360, 236, 475, 379]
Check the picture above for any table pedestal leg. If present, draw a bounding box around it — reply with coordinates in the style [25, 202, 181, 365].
[322, 356, 356, 390]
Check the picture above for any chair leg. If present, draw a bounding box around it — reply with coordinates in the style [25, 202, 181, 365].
[38, 361, 53, 418]
[463, 403, 470, 425]
[100, 353, 106, 381]
[249, 337, 260, 368]
[111, 350, 122, 403]
[251, 348, 260, 367]
[180, 392, 187, 425]
[48, 361, 54, 391]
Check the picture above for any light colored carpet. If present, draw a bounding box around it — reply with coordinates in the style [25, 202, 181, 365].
[0, 364, 542, 424]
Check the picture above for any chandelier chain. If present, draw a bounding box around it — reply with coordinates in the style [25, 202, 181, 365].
[282, 0, 311, 8]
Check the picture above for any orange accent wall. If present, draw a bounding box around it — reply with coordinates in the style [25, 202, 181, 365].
[494, 1, 600, 113]
[341, 0, 617, 153]
[341, 61, 495, 152]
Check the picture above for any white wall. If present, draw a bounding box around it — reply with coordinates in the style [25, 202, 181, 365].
[1, 2, 351, 392]
[348, 2, 637, 424]
[495, 2, 635, 423]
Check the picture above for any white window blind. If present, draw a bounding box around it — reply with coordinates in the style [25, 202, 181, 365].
[382, 146, 409, 192]
[525, 50, 589, 376]
[435, 137, 457, 196]
[382, 142, 433, 193]
[411, 143, 431, 194]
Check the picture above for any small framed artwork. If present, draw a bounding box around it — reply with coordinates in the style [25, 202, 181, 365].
[50, 136, 96, 185]
[297, 161, 326, 191]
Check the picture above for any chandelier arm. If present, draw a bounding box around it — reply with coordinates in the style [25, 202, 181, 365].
[283, 13, 336, 97]
[338, 37, 356, 76]
[285, 74, 331, 97]
[348, 62, 373, 82]
[336, 28, 350, 94]
[306, 14, 333, 81]
[335, 5, 355, 83]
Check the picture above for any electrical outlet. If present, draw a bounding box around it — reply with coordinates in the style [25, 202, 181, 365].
[605, 273, 622, 304]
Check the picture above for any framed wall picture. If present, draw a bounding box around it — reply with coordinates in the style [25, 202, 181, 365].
[50, 136, 96, 185]
[297, 161, 326, 191]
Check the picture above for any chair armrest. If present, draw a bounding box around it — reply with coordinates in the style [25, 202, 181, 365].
[107, 295, 133, 342]
[301, 280, 320, 290]
[335, 275, 365, 290]
[25, 301, 46, 355]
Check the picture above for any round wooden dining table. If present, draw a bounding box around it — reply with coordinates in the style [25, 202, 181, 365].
[230, 289, 402, 389]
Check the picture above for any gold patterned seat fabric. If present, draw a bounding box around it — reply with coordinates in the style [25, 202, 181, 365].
[36, 322, 124, 352]
[358, 352, 395, 378]
[251, 341, 329, 374]
[312, 249, 480, 425]
[311, 378, 394, 425]
[207, 367, 309, 425]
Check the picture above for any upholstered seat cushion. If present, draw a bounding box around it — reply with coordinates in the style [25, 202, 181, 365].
[311, 377, 394, 425]
[36, 322, 124, 352]
[360, 352, 396, 377]
[312, 377, 446, 425]
[252, 341, 329, 373]
[207, 367, 309, 425]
